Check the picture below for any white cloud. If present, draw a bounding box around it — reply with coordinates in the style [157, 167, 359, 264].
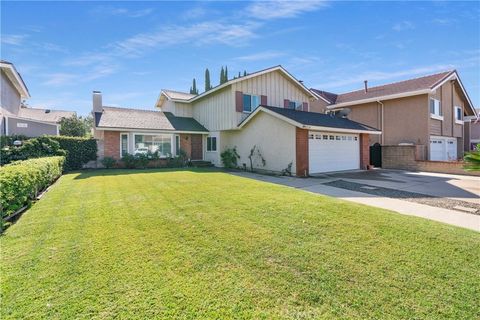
[182, 7, 207, 20]
[1, 34, 28, 45]
[247, 0, 328, 20]
[432, 18, 454, 25]
[91, 6, 153, 18]
[42, 64, 118, 86]
[393, 21, 415, 31]
[43, 73, 78, 86]
[235, 51, 286, 61]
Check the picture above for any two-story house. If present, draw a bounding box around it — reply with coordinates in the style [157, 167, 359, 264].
[1, 60, 75, 137]
[310, 70, 477, 163]
[93, 66, 380, 175]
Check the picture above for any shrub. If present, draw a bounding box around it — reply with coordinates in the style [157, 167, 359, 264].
[0, 136, 66, 165]
[167, 149, 188, 168]
[101, 157, 116, 169]
[0, 156, 65, 219]
[48, 136, 97, 171]
[0, 134, 29, 148]
[135, 153, 149, 169]
[221, 147, 240, 169]
[464, 144, 480, 171]
[122, 154, 137, 169]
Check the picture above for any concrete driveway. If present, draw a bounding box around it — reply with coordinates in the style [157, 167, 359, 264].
[231, 169, 480, 232]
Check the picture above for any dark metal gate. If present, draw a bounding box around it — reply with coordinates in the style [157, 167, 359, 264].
[370, 143, 382, 167]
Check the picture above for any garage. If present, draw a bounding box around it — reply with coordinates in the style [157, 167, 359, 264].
[429, 136, 457, 161]
[309, 131, 360, 173]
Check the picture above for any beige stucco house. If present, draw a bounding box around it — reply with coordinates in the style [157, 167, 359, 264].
[310, 70, 477, 163]
[94, 66, 380, 175]
[1, 60, 75, 137]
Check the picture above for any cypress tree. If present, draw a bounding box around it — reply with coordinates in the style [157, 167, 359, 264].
[224, 66, 228, 82]
[238, 71, 241, 78]
[243, 70, 247, 76]
[220, 67, 225, 84]
[192, 78, 198, 94]
[205, 68, 212, 91]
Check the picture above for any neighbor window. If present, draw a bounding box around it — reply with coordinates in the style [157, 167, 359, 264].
[121, 133, 128, 157]
[134, 134, 172, 157]
[287, 101, 302, 110]
[243, 94, 261, 113]
[430, 98, 441, 116]
[207, 136, 217, 152]
[175, 135, 180, 155]
[454, 106, 462, 121]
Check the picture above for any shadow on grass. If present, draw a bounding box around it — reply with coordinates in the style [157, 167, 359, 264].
[71, 167, 223, 180]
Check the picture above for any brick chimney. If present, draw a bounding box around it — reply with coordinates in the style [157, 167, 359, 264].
[92, 91, 103, 113]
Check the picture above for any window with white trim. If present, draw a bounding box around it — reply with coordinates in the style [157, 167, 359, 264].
[207, 136, 217, 152]
[134, 134, 172, 157]
[121, 133, 128, 157]
[243, 94, 261, 113]
[454, 106, 462, 121]
[430, 98, 441, 116]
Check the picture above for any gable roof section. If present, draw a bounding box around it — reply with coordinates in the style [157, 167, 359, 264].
[310, 89, 338, 104]
[157, 65, 317, 107]
[0, 60, 30, 99]
[316, 70, 476, 116]
[239, 106, 380, 134]
[18, 107, 76, 123]
[162, 90, 196, 101]
[95, 106, 207, 132]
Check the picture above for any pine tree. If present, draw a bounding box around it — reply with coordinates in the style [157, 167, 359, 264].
[243, 70, 247, 76]
[205, 68, 212, 91]
[220, 67, 225, 84]
[238, 71, 241, 78]
[224, 66, 228, 82]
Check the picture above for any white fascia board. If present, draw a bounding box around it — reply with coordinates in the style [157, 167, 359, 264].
[432, 71, 477, 117]
[304, 125, 382, 135]
[0, 63, 30, 99]
[238, 107, 301, 129]
[95, 127, 209, 135]
[326, 89, 431, 109]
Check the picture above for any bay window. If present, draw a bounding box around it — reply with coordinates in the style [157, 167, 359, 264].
[134, 134, 172, 157]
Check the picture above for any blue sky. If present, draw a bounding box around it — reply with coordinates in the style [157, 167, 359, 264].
[2, 1, 479, 116]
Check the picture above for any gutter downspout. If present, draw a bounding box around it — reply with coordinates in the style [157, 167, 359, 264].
[377, 100, 384, 145]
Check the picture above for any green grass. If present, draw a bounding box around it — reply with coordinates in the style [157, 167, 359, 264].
[1, 169, 479, 319]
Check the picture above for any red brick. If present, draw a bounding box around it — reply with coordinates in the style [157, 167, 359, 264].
[296, 127, 309, 177]
[104, 131, 120, 159]
[359, 133, 370, 170]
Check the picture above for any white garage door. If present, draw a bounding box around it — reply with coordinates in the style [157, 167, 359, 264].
[429, 136, 457, 161]
[309, 131, 360, 173]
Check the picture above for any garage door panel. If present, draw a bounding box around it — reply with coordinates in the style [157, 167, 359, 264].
[429, 136, 457, 161]
[309, 131, 360, 173]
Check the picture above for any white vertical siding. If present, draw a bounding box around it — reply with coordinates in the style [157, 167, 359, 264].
[175, 102, 193, 117]
[192, 87, 236, 131]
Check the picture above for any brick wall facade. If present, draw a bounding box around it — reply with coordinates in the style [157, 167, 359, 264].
[295, 127, 308, 177]
[359, 133, 370, 170]
[180, 134, 192, 158]
[104, 131, 120, 159]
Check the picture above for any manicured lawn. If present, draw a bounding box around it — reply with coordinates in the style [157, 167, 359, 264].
[1, 169, 479, 319]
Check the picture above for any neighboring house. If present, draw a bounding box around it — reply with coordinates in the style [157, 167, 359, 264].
[94, 66, 380, 175]
[1, 60, 75, 137]
[468, 114, 480, 150]
[310, 70, 477, 162]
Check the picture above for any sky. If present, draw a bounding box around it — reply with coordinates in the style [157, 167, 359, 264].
[1, 1, 479, 116]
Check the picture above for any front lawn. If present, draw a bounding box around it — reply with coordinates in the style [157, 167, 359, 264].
[1, 169, 479, 319]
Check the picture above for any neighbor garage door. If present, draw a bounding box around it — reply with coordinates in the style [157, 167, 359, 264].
[308, 131, 360, 173]
[429, 136, 457, 161]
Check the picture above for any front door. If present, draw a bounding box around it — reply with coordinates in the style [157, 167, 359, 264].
[190, 134, 203, 160]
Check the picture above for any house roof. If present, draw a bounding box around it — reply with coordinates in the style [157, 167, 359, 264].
[0, 60, 30, 99]
[95, 106, 208, 132]
[157, 65, 317, 107]
[18, 107, 76, 123]
[239, 106, 380, 134]
[162, 90, 196, 101]
[312, 70, 476, 117]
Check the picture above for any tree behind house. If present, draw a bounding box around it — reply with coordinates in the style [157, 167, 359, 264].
[205, 68, 212, 91]
[190, 78, 198, 94]
[59, 115, 89, 137]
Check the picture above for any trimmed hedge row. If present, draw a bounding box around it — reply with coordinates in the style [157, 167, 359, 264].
[0, 156, 65, 218]
[48, 136, 97, 171]
[0, 136, 66, 165]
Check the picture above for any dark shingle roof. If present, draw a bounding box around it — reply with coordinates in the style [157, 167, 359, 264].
[95, 106, 207, 132]
[312, 70, 454, 105]
[262, 106, 379, 132]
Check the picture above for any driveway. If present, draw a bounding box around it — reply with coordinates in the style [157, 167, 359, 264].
[232, 169, 480, 232]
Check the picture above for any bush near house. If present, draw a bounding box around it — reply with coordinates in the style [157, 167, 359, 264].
[464, 144, 480, 171]
[48, 136, 97, 171]
[0, 156, 64, 219]
[0, 137, 66, 165]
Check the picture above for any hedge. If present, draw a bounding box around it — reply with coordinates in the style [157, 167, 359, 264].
[0, 156, 65, 218]
[48, 136, 97, 171]
[0, 136, 66, 165]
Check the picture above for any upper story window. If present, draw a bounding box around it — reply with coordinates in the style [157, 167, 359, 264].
[430, 98, 442, 118]
[243, 94, 260, 113]
[287, 101, 302, 110]
[454, 106, 463, 123]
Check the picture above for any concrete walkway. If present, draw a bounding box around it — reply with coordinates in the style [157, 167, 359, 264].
[231, 172, 480, 232]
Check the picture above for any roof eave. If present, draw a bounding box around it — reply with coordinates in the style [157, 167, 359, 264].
[95, 126, 208, 134]
[1, 62, 30, 99]
[326, 89, 432, 109]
